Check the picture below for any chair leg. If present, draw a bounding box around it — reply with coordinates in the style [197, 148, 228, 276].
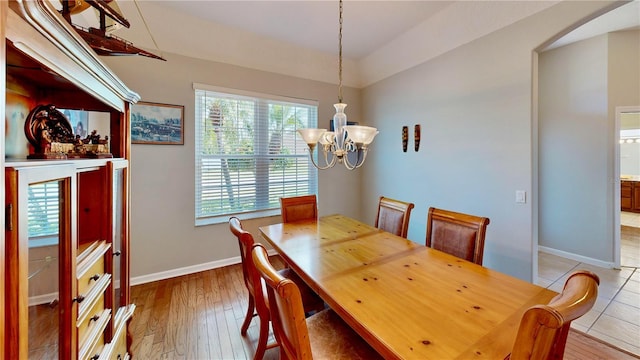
[241, 294, 256, 335]
[253, 312, 270, 360]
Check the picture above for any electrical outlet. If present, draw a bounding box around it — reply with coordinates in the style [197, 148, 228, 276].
[516, 190, 526, 204]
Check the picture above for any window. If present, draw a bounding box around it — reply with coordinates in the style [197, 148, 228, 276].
[194, 84, 318, 225]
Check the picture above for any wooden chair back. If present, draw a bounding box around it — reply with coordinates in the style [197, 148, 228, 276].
[252, 243, 314, 360]
[508, 270, 600, 360]
[426, 207, 490, 265]
[229, 217, 267, 316]
[375, 196, 415, 238]
[280, 195, 318, 223]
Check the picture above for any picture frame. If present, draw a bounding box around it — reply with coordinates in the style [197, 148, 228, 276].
[131, 101, 184, 144]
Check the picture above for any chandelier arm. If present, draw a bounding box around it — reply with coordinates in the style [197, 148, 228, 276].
[341, 148, 359, 170]
[354, 148, 369, 169]
[307, 148, 336, 170]
[322, 145, 338, 168]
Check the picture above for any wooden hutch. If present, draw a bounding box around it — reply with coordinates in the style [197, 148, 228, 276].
[2, 0, 139, 359]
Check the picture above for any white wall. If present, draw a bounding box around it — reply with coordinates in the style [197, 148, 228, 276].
[361, 1, 619, 281]
[103, 53, 364, 279]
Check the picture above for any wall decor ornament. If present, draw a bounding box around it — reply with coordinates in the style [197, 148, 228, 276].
[415, 124, 421, 152]
[402, 126, 409, 152]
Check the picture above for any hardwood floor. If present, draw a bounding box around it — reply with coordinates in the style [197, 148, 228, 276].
[130, 256, 638, 360]
[129, 260, 283, 360]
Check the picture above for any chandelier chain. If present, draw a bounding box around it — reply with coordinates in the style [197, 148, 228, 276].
[338, 0, 343, 103]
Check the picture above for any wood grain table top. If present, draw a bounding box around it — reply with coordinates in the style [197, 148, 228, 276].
[259, 214, 557, 360]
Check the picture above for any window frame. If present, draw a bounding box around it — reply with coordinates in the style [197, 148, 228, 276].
[194, 83, 319, 225]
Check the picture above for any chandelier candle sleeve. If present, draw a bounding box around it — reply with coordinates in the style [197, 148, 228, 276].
[333, 103, 348, 152]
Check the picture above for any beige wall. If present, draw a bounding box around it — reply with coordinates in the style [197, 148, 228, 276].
[104, 1, 629, 283]
[539, 35, 610, 260]
[538, 29, 640, 264]
[361, 1, 620, 281]
[609, 30, 640, 112]
[103, 53, 364, 280]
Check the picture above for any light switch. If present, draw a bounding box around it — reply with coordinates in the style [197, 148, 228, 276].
[516, 190, 526, 204]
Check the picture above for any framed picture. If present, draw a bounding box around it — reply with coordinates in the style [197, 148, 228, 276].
[131, 101, 184, 144]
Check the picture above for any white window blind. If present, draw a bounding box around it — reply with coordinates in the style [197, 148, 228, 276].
[194, 84, 318, 224]
[28, 181, 60, 238]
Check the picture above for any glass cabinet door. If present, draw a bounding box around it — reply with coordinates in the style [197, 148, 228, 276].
[27, 179, 62, 359]
[5, 164, 77, 360]
[107, 160, 129, 323]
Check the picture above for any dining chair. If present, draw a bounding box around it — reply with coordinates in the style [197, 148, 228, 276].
[507, 270, 600, 360]
[425, 207, 490, 265]
[251, 243, 383, 360]
[280, 194, 318, 223]
[375, 196, 415, 238]
[229, 217, 324, 360]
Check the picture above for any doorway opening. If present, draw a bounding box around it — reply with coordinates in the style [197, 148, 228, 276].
[616, 106, 640, 268]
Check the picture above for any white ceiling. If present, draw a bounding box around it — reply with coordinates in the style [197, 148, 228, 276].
[73, 0, 638, 87]
[153, 1, 453, 60]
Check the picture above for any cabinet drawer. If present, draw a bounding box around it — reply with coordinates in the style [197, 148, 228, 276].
[78, 240, 111, 297]
[78, 293, 108, 346]
[79, 310, 109, 360]
[98, 305, 135, 360]
[85, 339, 105, 360]
[78, 255, 106, 297]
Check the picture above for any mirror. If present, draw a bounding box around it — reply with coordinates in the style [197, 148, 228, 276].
[620, 113, 640, 177]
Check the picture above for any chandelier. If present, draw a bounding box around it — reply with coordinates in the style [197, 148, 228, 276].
[297, 0, 378, 170]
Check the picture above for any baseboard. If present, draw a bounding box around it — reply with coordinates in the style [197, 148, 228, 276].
[538, 246, 615, 269]
[130, 249, 279, 286]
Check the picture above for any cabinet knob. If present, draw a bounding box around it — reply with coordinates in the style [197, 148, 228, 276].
[90, 354, 99, 360]
[89, 314, 100, 322]
[89, 274, 100, 282]
[113, 250, 122, 257]
[73, 295, 85, 303]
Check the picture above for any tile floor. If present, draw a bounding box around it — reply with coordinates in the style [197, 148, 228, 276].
[537, 212, 640, 355]
[622, 211, 640, 228]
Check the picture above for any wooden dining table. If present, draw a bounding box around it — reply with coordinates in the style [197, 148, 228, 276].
[259, 214, 558, 360]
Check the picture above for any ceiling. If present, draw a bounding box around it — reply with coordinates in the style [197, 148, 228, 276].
[152, 1, 453, 60]
[545, 0, 640, 50]
[72, 0, 638, 87]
